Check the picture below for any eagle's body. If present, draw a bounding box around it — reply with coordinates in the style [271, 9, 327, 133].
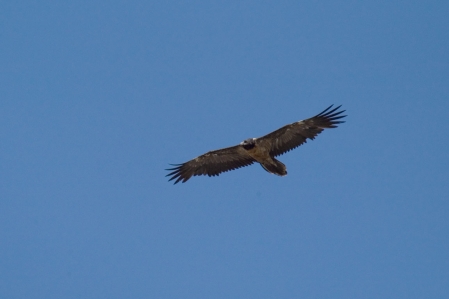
[166, 105, 346, 184]
[241, 138, 287, 176]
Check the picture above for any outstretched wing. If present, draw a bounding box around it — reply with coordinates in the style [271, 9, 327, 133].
[258, 105, 346, 157]
[166, 145, 256, 184]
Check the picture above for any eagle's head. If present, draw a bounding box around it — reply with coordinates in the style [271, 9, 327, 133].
[240, 138, 256, 150]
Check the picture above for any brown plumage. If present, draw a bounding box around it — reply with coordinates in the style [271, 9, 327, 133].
[166, 105, 346, 184]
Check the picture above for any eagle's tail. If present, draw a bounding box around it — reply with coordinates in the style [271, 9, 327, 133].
[260, 158, 287, 176]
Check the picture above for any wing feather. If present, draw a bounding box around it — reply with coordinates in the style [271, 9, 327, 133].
[166, 145, 256, 184]
[259, 105, 346, 157]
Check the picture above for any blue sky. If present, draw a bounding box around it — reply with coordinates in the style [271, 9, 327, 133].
[1, 1, 448, 298]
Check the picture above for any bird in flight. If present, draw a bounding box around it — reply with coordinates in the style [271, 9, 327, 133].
[166, 105, 346, 184]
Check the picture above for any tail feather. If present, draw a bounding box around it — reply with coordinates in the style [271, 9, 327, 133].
[260, 158, 287, 176]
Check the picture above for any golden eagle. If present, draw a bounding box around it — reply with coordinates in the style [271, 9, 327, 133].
[166, 105, 346, 184]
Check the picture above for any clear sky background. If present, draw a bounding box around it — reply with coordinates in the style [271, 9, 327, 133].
[1, 1, 448, 298]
